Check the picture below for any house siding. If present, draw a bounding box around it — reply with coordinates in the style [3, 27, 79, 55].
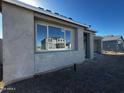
[90, 33, 94, 59]
[2, 2, 35, 84]
[94, 37, 102, 54]
[103, 40, 124, 52]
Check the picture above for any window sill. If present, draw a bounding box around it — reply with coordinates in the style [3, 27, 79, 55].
[34, 49, 78, 54]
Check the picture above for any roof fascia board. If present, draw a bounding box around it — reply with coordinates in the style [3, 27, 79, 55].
[84, 27, 96, 33]
[34, 13, 79, 29]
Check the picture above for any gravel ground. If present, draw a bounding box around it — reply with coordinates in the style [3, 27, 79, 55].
[2, 54, 124, 93]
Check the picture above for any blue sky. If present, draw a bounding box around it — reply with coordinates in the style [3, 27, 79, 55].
[0, 0, 124, 38]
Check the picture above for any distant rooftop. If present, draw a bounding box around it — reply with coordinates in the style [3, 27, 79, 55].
[102, 35, 123, 41]
[95, 36, 103, 40]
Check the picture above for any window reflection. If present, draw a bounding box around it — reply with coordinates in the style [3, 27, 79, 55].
[36, 24, 72, 51]
[65, 30, 71, 49]
[36, 24, 47, 51]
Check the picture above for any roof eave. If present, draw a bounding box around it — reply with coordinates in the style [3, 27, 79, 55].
[85, 27, 96, 33]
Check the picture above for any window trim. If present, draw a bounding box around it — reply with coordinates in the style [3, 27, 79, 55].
[35, 22, 73, 52]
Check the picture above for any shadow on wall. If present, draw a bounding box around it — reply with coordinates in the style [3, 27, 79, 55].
[0, 39, 2, 81]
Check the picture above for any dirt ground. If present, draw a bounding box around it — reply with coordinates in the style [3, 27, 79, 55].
[2, 54, 124, 93]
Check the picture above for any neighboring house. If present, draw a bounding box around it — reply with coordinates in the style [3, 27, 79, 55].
[102, 35, 124, 52]
[94, 36, 103, 54]
[1, 0, 95, 85]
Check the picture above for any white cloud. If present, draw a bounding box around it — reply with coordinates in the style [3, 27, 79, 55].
[18, 0, 41, 7]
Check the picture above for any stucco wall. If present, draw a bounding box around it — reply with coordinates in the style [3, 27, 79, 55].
[2, 2, 35, 84]
[94, 39, 102, 54]
[90, 33, 94, 59]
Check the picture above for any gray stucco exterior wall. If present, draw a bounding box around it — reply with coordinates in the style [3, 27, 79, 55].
[103, 40, 124, 52]
[94, 37, 103, 54]
[90, 33, 94, 59]
[2, 2, 35, 84]
[0, 39, 2, 65]
[2, 2, 94, 85]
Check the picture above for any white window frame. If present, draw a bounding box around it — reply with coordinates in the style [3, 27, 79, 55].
[35, 22, 72, 52]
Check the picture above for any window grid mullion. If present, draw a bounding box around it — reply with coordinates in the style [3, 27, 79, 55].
[47, 25, 48, 38]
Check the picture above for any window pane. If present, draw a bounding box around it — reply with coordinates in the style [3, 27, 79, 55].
[47, 26, 65, 50]
[49, 26, 64, 39]
[65, 30, 71, 49]
[36, 24, 47, 51]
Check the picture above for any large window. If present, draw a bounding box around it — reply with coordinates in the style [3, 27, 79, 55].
[36, 23, 72, 52]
